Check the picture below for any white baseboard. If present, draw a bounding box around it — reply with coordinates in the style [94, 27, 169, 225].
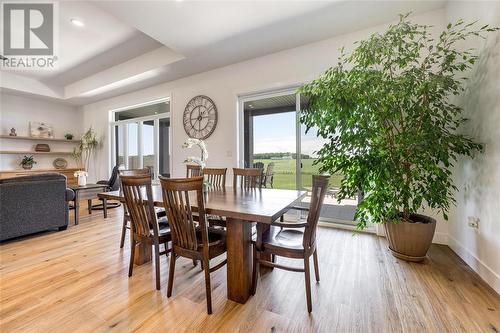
[447, 235, 500, 295]
[318, 220, 375, 234]
[432, 231, 448, 245]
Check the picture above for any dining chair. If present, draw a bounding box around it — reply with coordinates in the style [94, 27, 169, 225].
[159, 176, 227, 314]
[119, 168, 154, 248]
[92, 165, 121, 210]
[120, 174, 171, 290]
[252, 161, 264, 169]
[262, 162, 275, 188]
[251, 175, 329, 312]
[186, 164, 202, 177]
[202, 168, 227, 228]
[232, 168, 263, 189]
[202, 167, 227, 189]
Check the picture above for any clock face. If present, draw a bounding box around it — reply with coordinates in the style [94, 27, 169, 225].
[183, 95, 218, 140]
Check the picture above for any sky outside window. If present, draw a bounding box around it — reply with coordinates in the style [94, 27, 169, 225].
[253, 111, 327, 157]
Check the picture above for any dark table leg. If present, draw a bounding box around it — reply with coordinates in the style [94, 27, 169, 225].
[134, 240, 152, 265]
[226, 217, 253, 304]
[103, 198, 108, 218]
[87, 199, 92, 214]
[74, 193, 79, 225]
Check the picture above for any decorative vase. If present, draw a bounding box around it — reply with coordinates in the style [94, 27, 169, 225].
[78, 175, 87, 186]
[384, 213, 436, 262]
[22, 164, 32, 170]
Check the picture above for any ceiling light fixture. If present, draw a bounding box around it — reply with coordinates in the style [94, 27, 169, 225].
[70, 18, 84, 27]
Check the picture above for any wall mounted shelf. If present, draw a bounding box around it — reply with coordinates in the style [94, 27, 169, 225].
[0, 135, 81, 143]
[0, 150, 74, 155]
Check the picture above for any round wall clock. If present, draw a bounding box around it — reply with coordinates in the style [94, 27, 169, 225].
[183, 95, 218, 140]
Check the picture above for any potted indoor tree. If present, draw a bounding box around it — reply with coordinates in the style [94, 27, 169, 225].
[299, 14, 498, 262]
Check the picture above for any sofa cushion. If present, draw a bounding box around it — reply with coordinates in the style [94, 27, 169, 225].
[0, 173, 69, 241]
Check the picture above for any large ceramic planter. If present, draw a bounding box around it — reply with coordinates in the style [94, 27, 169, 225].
[384, 213, 436, 262]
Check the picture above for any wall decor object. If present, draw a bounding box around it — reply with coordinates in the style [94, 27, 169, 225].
[35, 144, 50, 152]
[64, 133, 74, 140]
[74, 170, 88, 186]
[9, 128, 17, 136]
[53, 158, 68, 169]
[183, 95, 218, 140]
[30, 122, 54, 138]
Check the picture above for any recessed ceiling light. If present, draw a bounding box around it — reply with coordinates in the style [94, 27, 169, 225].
[70, 18, 84, 27]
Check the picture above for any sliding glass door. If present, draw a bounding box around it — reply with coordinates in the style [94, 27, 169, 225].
[243, 92, 297, 190]
[110, 99, 170, 179]
[241, 89, 358, 224]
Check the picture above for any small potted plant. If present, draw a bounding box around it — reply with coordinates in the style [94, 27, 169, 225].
[20, 155, 36, 170]
[65, 133, 74, 140]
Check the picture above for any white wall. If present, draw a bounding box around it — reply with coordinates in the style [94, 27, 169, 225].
[0, 92, 83, 170]
[445, 1, 500, 294]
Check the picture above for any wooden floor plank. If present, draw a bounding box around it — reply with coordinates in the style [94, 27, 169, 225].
[1, 204, 498, 333]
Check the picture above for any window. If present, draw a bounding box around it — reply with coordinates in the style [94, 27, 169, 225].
[110, 99, 170, 179]
[239, 89, 360, 225]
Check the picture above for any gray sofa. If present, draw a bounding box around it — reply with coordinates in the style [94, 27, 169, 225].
[0, 173, 75, 241]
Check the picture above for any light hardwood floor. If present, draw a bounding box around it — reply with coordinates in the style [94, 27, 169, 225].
[1, 204, 499, 333]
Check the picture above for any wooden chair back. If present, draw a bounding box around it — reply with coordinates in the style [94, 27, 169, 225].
[202, 168, 227, 189]
[263, 162, 275, 187]
[120, 168, 151, 177]
[186, 164, 202, 178]
[253, 162, 264, 169]
[119, 168, 152, 193]
[303, 175, 329, 249]
[120, 174, 159, 239]
[159, 176, 208, 253]
[265, 162, 275, 176]
[233, 168, 263, 189]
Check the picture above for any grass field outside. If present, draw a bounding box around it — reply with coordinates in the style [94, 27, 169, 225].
[254, 158, 343, 190]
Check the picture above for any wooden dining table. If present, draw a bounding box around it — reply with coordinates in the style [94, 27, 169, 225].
[98, 186, 306, 304]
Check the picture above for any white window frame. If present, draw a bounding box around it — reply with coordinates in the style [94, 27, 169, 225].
[109, 98, 171, 180]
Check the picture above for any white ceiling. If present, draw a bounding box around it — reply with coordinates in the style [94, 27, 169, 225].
[95, 1, 336, 55]
[4, 1, 160, 81]
[1, 0, 447, 105]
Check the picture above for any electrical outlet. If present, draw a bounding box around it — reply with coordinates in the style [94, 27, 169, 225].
[467, 216, 480, 229]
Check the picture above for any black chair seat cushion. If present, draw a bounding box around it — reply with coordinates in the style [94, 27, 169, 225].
[254, 226, 305, 254]
[153, 219, 171, 244]
[197, 228, 226, 258]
